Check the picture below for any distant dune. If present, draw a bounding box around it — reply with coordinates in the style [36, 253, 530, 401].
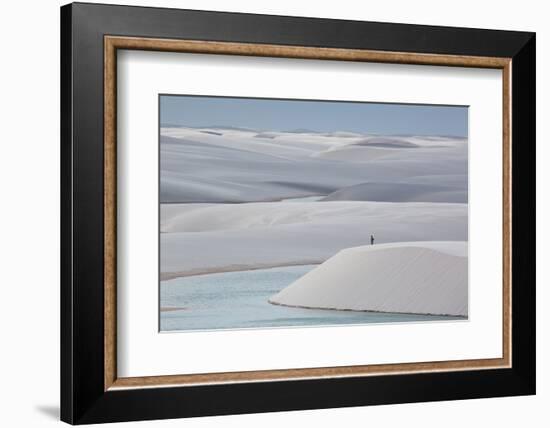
[322, 131, 363, 138]
[199, 130, 223, 136]
[254, 132, 279, 139]
[159, 127, 469, 281]
[160, 202, 467, 277]
[322, 182, 467, 203]
[160, 201, 467, 233]
[352, 137, 419, 148]
[311, 145, 398, 162]
[269, 241, 468, 317]
[160, 127, 468, 203]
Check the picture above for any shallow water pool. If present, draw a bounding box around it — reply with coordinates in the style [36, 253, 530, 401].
[160, 265, 464, 332]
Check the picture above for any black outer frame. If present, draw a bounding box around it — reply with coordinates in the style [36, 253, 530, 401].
[60, 2, 535, 424]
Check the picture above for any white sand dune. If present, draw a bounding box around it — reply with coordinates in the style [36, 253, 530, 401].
[161, 200, 466, 233]
[160, 127, 467, 203]
[322, 182, 467, 203]
[159, 127, 468, 280]
[404, 174, 467, 187]
[351, 137, 420, 148]
[160, 202, 467, 276]
[323, 131, 363, 138]
[269, 241, 467, 317]
[311, 145, 398, 162]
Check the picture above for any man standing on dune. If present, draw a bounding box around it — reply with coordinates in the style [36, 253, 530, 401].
[370, 234, 375, 245]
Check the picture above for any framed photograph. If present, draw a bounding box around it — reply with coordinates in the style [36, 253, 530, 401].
[60, 2, 536, 424]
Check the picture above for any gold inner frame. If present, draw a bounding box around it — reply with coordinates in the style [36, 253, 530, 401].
[104, 35, 512, 391]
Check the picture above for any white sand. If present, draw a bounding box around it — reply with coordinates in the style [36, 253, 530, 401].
[269, 241, 467, 317]
[322, 182, 467, 203]
[160, 127, 467, 203]
[160, 202, 467, 276]
[161, 201, 466, 233]
[159, 127, 468, 280]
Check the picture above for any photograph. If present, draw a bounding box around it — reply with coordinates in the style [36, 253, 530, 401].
[159, 95, 469, 331]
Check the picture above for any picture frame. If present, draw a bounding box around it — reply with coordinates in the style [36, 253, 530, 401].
[60, 2, 535, 424]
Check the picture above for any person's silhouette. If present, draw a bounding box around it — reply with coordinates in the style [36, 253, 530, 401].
[370, 234, 375, 245]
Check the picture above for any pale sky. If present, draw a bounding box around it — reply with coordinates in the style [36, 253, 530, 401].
[160, 94, 468, 137]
